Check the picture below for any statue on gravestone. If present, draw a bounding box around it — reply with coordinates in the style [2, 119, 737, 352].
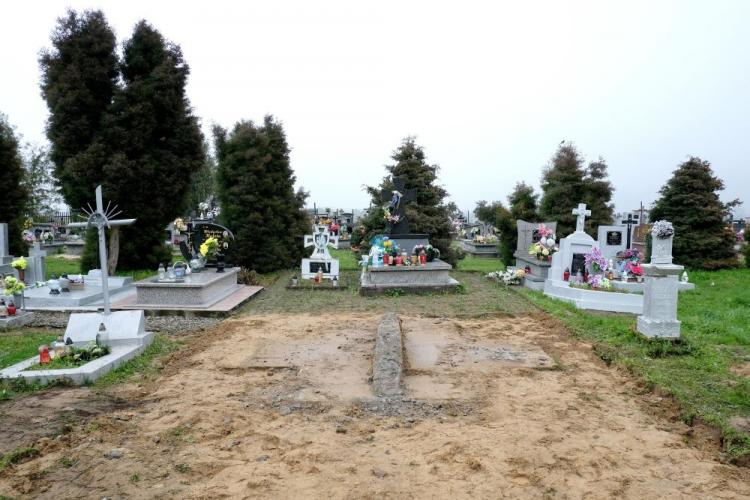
[380, 176, 417, 235]
[572, 203, 591, 233]
[304, 225, 338, 260]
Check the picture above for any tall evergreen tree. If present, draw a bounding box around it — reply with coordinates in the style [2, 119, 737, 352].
[538, 142, 586, 237]
[360, 137, 460, 265]
[0, 115, 29, 256]
[650, 157, 739, 269]
[39, 9, 118, 210]
[505, 182, 539, 263]
[214, 116, 309, 273]
[187, 141, 216, 214]
[583, 158, 614, 236]
[98, 21, 204, 271]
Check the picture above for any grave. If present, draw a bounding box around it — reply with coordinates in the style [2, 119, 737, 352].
[360, 176, 459, 295]
[0, 186, 153, 385]
[544, 203, 644, 314]
[181, 220, 235, 270]
[637, 222, 683, 339]
[22, 270, 133, 309]
[513, 219, 558, 290]
[301, 225, 340, 280]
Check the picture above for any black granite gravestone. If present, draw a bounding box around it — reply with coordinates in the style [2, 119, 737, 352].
[606, 231, 623, 246]
[571, 253, 586, 276]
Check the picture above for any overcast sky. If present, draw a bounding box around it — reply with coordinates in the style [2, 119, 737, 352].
[1, 0, 748, 218]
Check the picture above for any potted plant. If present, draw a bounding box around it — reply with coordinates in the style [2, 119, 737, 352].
[11, 257, 27, 283]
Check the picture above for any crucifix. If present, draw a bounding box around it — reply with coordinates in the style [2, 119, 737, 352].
[380, 176, 417, 234]
[68, 186, 136, 315]
[572, 203, 591, 233]
[621, 213, 636, 249]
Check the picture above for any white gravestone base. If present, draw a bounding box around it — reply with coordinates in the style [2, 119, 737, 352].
[636, 263, 683, 339]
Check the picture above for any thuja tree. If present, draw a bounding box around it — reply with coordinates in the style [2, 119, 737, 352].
[100, 21, 204, 270]
[360, 137, 460, 265]
[538, 142, 586, 237]
[0, 115, 29, 256]
[214, 116, 309, 273]
[650, 157, 739, 269]
[582, 158, 614, 235]
[539, 142, 614, 238]
[41, 13, 204, 272]
[39, 9, 118, 210]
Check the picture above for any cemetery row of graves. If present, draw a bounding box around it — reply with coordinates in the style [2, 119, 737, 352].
[0, 8, 747, 494]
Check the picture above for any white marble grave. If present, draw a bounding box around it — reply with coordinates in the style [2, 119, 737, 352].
[301, 225, 340, 279]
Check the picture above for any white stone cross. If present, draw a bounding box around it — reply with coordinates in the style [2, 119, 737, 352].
[304, 225, 338, 260]
[572, 203, 591, 233]
[68, 186, 136, 315]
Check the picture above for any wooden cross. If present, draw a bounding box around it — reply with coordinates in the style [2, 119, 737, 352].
[621, 213, 636, 249]
[67, 186, 136, 315]
[572, 203, 591, 233]
[380, 176, 417, 234]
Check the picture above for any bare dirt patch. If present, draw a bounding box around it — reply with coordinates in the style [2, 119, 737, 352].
[1, 313, 748, 498]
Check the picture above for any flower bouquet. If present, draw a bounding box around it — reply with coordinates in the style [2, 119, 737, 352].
[652, 220, 674, 239]
[487, 268, 525, 285]
[11, 257, 26, 270]
[173, 217, 187, 233]
[200, 237, 220, 259]
[528, 224, 558, 261]
[413, 244, 440, 262]
[3, 276, 25, 296]
[22, 230, 35, 246]
[383, 208, 400, 225]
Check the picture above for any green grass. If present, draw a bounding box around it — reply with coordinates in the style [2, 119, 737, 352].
[519, 268, 750, 461]
[241, 269, 534, 317]
[92, 333, 183, 389]
[328, 248, 360, 271]
[456, 254, 505, 273]
[0, 331, 56, 369]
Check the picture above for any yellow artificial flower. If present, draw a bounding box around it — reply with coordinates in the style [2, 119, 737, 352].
[200, 243, 209, 256]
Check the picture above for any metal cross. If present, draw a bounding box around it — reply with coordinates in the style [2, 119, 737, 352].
[621, 213, 637, 249]
[572, 203, 591, 233]
[67, 186, 136, 315]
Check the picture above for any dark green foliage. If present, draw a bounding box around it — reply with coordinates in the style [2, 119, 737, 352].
[539, 142, 586, 237]
[0, 115, 29, 256]
[39, 9, 118, 210]
[539, 142, 614, 238]
[214, 116, 309, 273]
[649, 157, 738, 269]
[101, 21, 204, 270]
[361, 138, 460, 265]
[80, 229, 100, 273]
[583, 158, 614, 235]
[40, 13, 204, 271]
[474, 182, 539, 266]
[744, 243, 750, 268]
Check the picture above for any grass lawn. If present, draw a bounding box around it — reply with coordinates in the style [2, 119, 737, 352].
[456, 254, 505, 273]
[520, 267, 750, 460]
[0, 331, 57, 370]
[45, 255, 162, 282]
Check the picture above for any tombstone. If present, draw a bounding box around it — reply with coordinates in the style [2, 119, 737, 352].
[0, 223, 11, 265]
[187, 221, 234, 267]
[597, 225, 627, 262]
[301, 225, 340, 279]
[26, 242, 47, 284]
[380, 176, 428, 251]
[548, 204, 596, 281]
[514, 220, 558, 258]
[637, 223, 682, 339]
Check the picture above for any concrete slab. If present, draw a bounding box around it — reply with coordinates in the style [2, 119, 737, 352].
[64, 310, 146, 345]
[0, 311, 35, 331]
[113, 285, 263, 316]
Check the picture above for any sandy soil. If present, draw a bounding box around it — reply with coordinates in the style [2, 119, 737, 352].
[1, 313, 748, 499]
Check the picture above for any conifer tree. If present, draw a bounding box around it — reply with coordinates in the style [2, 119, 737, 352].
[214, 116, 309, 273]
[0, 115, 29, 256]
[583, 158, 614, 235]
[39, 9, 118, 209]
[100, 21, 204, 270]
[538, 142, 586, 237]
[360, 137, 460, 265]
[650, 157, 738, 269]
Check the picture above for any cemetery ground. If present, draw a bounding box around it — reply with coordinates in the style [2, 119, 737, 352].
[0, 254, 748, 497]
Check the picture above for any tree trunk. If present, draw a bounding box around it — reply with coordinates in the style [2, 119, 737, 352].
[107, 227, 120, 275]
